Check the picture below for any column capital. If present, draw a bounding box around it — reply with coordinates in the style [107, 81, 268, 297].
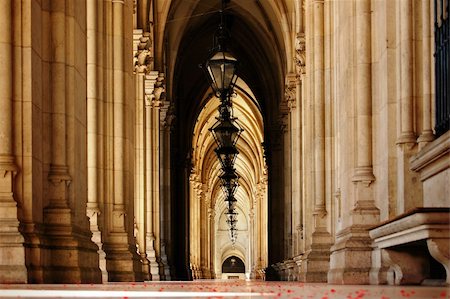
[285, 73, 297, 111]
[294, 32, 306, 76]
[134, 31, 153, 74]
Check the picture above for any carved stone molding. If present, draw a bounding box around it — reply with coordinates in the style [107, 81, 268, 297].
[153, 73, 166, 104]
[134, 31, 153, 74]
[285, 73, 297, 111]
[294, 32, 306, 76]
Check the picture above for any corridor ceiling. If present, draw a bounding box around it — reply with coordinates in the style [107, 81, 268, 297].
[159, 0, 292, 132]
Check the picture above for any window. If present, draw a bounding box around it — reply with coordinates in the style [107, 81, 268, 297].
[435, 0, 450, 137]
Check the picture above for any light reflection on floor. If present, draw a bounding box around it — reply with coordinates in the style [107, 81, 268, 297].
[0, 280, 448, 299]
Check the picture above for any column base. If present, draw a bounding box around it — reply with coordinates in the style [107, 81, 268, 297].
[299, 247, 330, 282]
[87, 207, 108, 283]
[299, 230, 331, 282]
[140, 253, 151, 281]
[0, 166, 27, 283]
[0, 231, 27, 283]
[160, 243, 171, 280]
[103, 232, 143, 282]
[328, 226, 374, 284]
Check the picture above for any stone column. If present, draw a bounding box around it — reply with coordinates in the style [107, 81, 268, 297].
[248, 209, 256, 279]
[144, 71, 160, 280]
[279, 98, 292, 260]
[112, 0, 126, 226]
[42, 0, 101, 283]
[293, 32, 306, 272]
[0, 0, 27, 283]
[159, 96, 173, 280]
[189, 175, 203, 279]
[328, 0, 380, 284]
[87, 0, 108, 283]
[135, 65, 149, 280]
[103, 0, 142, 282]
[396, 0, 422, 213]
[300, 0, 331, 283]
[286, 73, 299, 260]
[207, 207, 214, 278]
[417, 0, 435, 148]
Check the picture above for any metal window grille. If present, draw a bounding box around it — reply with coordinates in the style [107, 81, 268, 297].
[435, 0, 450, 137]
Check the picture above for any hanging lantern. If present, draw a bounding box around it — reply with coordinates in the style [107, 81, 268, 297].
[220, 168, 239, 196]
[215, 145, 239, 170]
[205, 50, 238, 97]
[210, 116, 242, 149]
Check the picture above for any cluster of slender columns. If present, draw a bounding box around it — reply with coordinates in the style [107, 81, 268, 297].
[271, 0, 444, 285]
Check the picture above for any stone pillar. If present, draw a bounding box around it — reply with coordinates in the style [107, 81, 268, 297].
[209, 208, 216, 279]
[0, 0, 27, 283]
[279, 94, 292, 261]
[144, 71, 161, 281]
[87, 0, 108, 283]
[294, 32, 306, 258]
[286, 73, 300, 260]
[189, 174, 203, 279]
[42, 0, 101, 283]
[103, 0, 142, 282]
[133, 29, 149, 280]
[328, 0, 380, 285]
[300, 0, 331, 283]
[160, 97, 173, 280]
[416, 0, 435, 149]
[396, 0, 422, 213]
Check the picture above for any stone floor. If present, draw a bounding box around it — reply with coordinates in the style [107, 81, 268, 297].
[0, 280, 448, 298]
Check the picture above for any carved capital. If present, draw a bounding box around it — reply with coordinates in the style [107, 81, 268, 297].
[153, 73, 166, 102]
[294, 32, 306, 76]
[160, 102, 176, 130]
[285, 73, 297, 111]
[134, 32, 153, 74]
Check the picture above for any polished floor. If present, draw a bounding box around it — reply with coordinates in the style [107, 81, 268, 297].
[0, 280, 449, 299]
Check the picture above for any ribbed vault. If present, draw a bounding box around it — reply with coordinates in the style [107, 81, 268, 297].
[190, 79, 267, 279]
[165, 0, 292, 279]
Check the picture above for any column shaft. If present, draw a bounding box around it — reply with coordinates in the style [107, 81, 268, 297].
[417, 0, 435, 147]
[353, 0, 375, 182]
[0, 0, 14, 160]
[113, 0, 125, 209]
[49, 1, 69, 171]
[0, 0, 27, 283]
[313, 0, 325, 213]
[399, 0, 416, 142]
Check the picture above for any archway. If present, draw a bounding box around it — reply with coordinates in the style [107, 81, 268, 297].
[189, 80, 267, 279]
[164, 0, 292, 280]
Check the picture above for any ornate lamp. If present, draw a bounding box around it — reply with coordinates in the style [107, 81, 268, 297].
[220, 168, 239, 196]
[205, 48, 238, 98]
[204, 0, 242, 245]
[210, 112, 243, 169]
[210, 116, 242, 149]
[204, 4, 238, 99]
[224, 194, 237, 210]
[229, 226, 237, 244]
